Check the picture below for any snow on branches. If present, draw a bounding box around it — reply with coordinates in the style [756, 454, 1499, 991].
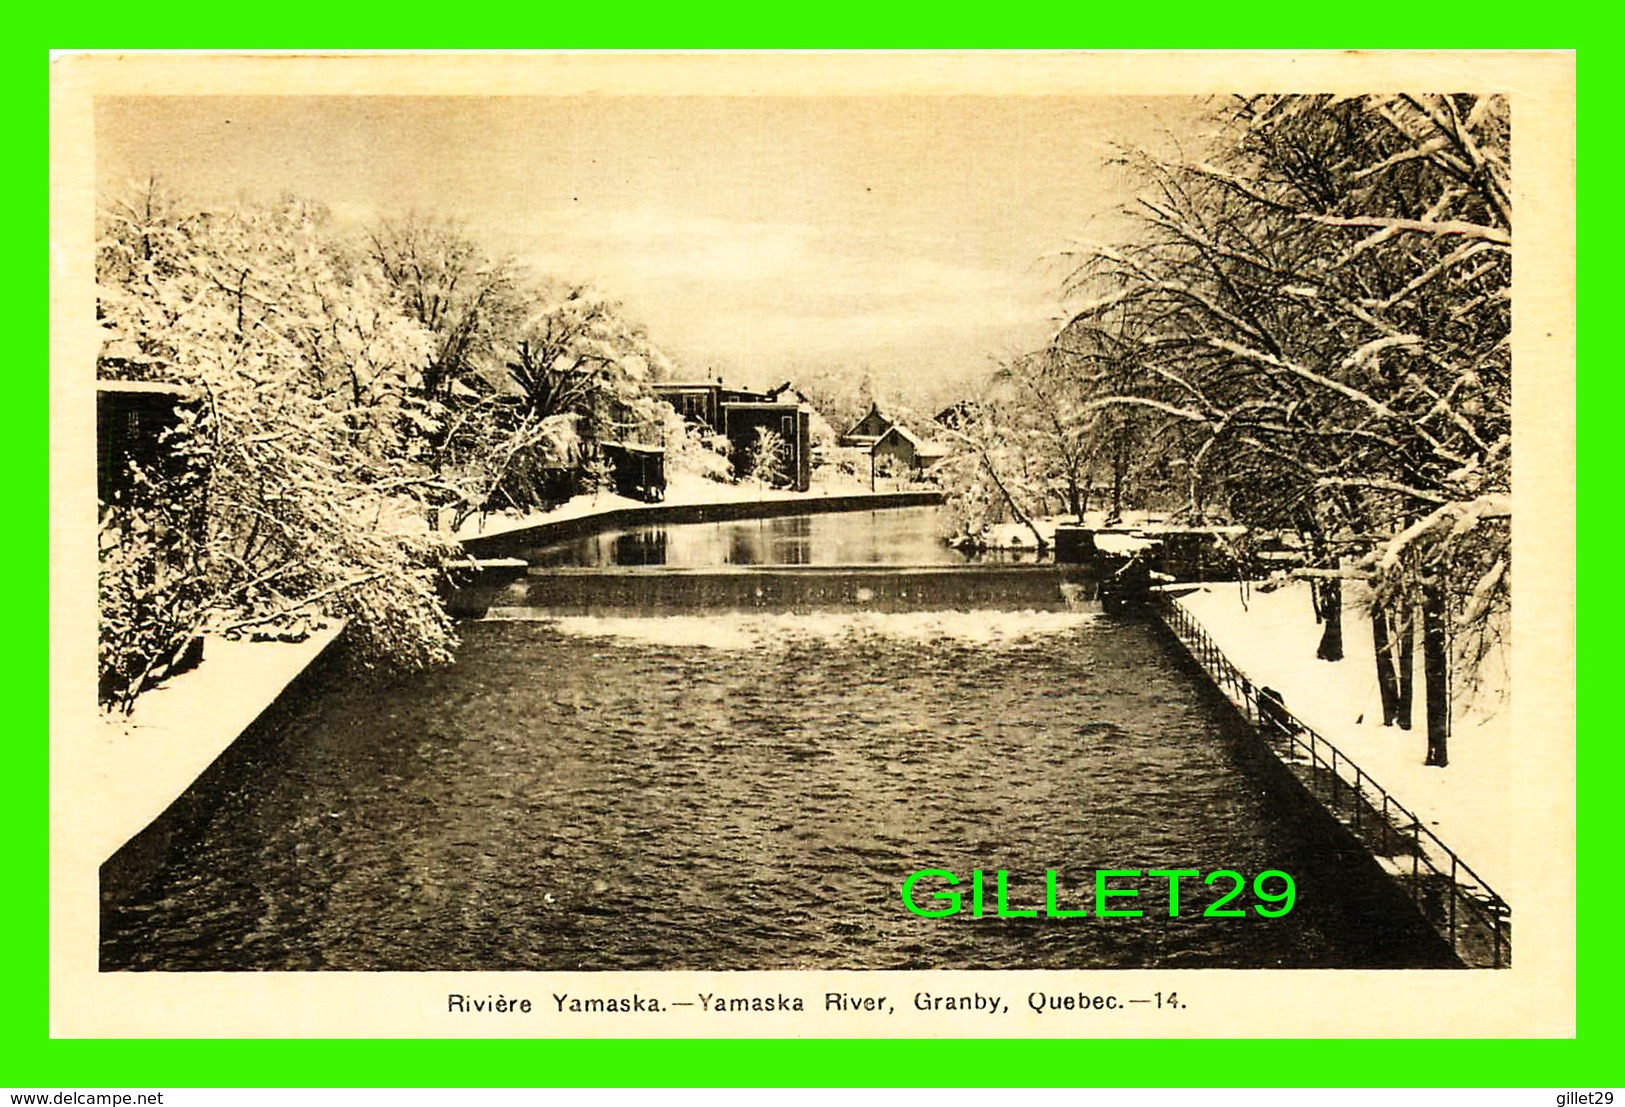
[97, 185, 461, 705]
[1055, 94, 1511, 761]
[95, 186, 706, 708]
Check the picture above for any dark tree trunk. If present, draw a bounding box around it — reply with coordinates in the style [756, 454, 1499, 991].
[1395, 596, 1415, 730]
[1301, 514, 1344, 662]
[1110, 440, 1126, 520]
[1372, 602, 1400, 725]
[1315, 577, 1344, 661]
[1422, 580, 1450, 767]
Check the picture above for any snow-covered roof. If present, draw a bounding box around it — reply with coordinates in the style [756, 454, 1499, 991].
[99, 337, 148, 360]
[873, 423, 924, 450]
[96, 379, 192, 395]
[1094, 533, 1160, 556]
[844, 403, 891, 431]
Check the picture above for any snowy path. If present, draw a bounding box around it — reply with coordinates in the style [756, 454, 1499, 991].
[1172, 580, 1511, 897]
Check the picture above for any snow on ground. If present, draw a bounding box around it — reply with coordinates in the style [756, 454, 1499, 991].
[975, 511, 1243, 552]
[1174, 579, 1511, 896]
[450, 470, 882, 540]
[978, 519, 1058, 550]
[1094, 533, 1160, 556]
[90, 624, 344, 863]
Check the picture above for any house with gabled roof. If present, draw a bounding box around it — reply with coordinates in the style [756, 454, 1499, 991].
[839, 403, 893, 449]
[870, 422, 949, 475]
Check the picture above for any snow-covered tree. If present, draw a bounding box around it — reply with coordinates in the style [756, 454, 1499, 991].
[932, 381, 1052, 549]
[97, 186, 712, 708]
[365, 215, 524, 403]
[97, 184, 459, 707]
[744, 426, 790, 487]
[979, 350, 1096, 520]
[1062, 93, 1511, 765]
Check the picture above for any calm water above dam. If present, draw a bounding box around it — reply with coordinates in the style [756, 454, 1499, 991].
[516, 505, 1047, 567]
[101, 603, 1447, 970]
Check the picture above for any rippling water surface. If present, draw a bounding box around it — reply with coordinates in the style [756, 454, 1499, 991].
[102, 611, 1446, 970]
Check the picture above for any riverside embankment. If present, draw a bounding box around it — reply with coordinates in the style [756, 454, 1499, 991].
[94, 623, 346, 898]
[1149, 581, 1511, 967]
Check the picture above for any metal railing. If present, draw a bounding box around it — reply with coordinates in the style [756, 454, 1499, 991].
[1151, 592, 1511, 969]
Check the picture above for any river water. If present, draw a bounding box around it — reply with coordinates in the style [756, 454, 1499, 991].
[100, 508, 1449, 970]
[513, 506, 1048, 567]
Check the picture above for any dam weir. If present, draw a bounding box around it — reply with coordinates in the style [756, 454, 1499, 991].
[447, 503, 1101, 617]
[100, 503, 1455, 971]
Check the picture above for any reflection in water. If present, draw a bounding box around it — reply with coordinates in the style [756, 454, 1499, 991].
[522, 506, 1039, 568]
[101, 615, 1448, 971]
[612, 529, 668, 566]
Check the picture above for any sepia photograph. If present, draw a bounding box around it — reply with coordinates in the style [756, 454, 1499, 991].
[50, 51, 1574, 1037]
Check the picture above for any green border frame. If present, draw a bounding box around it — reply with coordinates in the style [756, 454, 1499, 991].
[26, 19, 1598, 1089]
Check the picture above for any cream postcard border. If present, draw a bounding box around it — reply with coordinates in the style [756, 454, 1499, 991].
[48, 50, 1577, 1039]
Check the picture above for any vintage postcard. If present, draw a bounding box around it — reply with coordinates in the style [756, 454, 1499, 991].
[49, 51, 1575, 1038]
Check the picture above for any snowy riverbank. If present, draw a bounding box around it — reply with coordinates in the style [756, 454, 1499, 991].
[1172, 579, 1510, 896]
[92, 624, 345, 863]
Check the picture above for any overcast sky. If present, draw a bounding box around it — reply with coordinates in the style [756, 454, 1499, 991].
[97, 95, 1209, 400]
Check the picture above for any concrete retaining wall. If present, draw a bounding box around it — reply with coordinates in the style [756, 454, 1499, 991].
[99, 629, 349, 912]
[458, 490, 944, 558]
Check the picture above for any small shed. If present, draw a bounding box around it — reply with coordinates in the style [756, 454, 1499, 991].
[600, 441, 667, 503]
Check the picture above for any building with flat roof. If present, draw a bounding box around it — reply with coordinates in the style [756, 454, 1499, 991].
[651, 381, 774, 432]
[652, 381, 812, 491]
[719, 402, 812, 491]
